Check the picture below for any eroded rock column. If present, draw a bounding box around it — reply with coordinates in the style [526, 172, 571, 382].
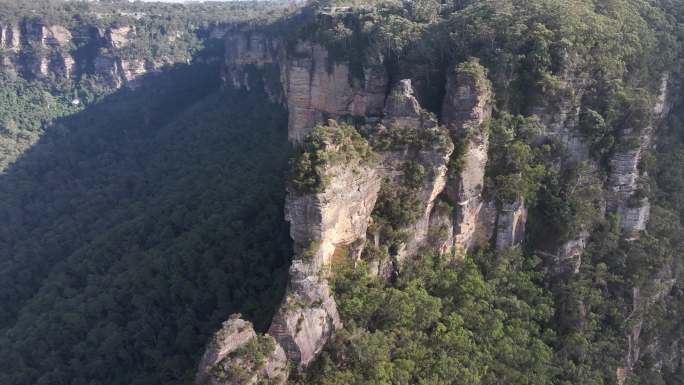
[441, 60, 493, 254]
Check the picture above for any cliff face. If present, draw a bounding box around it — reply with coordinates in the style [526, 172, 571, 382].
[205, 20, 681, 382]
[265, 78, 452, 369]
[282, 41, 387, 142]
[273, 134, 380, 367]
[211, 32, 535, 379]
[608, 75, 671, 236]
[196, 317, 288, 385]
[223, 32, 283, 100]
[441, 63, 493, 254]
[223, 34, 388, 142]
[0, 19, 218, 89]
[207, 34, 456, 377]
[363, 79, 453, 271]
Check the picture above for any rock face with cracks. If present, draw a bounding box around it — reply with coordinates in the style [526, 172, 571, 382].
[0, 19, 211, 88]
[607, 74, 671, 235]
[370, 79, 453, 266]
[210, 24, 680, 383]
[441, 61, 493, 255]
[195, 316, 287, 385]
[283, 41, 388, 142]
[274, 124, 380, 367]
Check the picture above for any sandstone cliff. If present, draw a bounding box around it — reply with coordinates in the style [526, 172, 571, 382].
[607, 74, 671, 236]
[207, 19, 681, 382]
[212, 33, 457, 375]
[441, 60, 493, 254]
[222, 33, 388, 142]
[282, 41, 387, 142]
[272, 121, 380, 367]
[0, 19, 219, 89]
[367, 79, 453, 268]
[196, 316, 288, 385]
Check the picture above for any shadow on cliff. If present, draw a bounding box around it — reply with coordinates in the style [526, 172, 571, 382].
[0, 58, 292, 385]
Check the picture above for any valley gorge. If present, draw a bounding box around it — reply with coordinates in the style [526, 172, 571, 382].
[0, 1, 683, 385]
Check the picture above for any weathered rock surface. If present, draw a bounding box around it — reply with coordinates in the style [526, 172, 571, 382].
[285, 166, 381, 262]
[442, 62, 493, 254]
[528, 61, 604, 270]
[42, 25, 72, 47]
[427, 200, 455, 256]
[223, 32, 389, 141]
[0, 24, 20, 51]
[196, 316, 287, 385]
[273, 127, 381, 368]
[51, 53, 76, 78]
[495, 198, 527, 249]
[530, 74, 591, 162]
[0, 19, 214, 87]
[608, 74, 671, 234]
[551, 232, 589, 274]
[107, 26, 135, 49]
[268, 264, 342, 369]
[119, 58, 155, 87]
[375, 80, 453, 262]
[283, 41, 387, 142]
[619, 266, 677, 382]
[223, 32, 283, 99]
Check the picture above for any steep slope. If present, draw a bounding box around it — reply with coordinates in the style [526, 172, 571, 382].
[204, 1, 684, 384]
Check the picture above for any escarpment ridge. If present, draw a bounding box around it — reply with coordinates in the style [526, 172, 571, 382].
[0, 1, 681, 384]
[199, 3, 682, 380]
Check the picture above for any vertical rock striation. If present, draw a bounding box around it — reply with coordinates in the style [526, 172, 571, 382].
[214, 33, 456, 377]
[494, 198, 528, 249]
[282, 41, 387, 142]
[371, 79, 453, 264]
[223, 32, 283, 100]
[273, 138, 381, 367]
[441, 60, 493, 254]
[607, 74, 671, 236]
[0, 19, 214, 88]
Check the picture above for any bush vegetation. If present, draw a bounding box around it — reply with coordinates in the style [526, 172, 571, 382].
[289, 121, 375, 194]
[0, 63, 292, 385]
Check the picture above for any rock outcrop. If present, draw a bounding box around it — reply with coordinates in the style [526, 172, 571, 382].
[528, 59, 603, 271]
[42, 25, 72, 47]
[119, 58, 156, 88]
[0, 18, 220, 88]
[371, 79, 453, 263]
[107, 26, 135, 50]
[0, 24, 20, 51]
[608, 74, 671, 235]
[94, 26, 158, 88]
[272, 121, 380, 368]
[222, 33, 388, 141]
[494, 198, 528, 249]
[283, 41, 387, 142]
[223, 32, 283, 99]
[218, 32, 457, 374]
[213, 19, 683, 384]
[441, 60, 493, 255]
[196, 316, 288, 385]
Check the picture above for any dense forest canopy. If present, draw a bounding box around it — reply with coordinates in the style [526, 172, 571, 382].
[1, 2, 307, 381]
[0, 49, 293, 385]
[0, 0, 682, 385]
[0, 0, 294, 27]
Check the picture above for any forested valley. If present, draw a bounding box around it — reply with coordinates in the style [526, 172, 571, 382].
[0, 1, 683, 385]
[0, 62, 293, 385]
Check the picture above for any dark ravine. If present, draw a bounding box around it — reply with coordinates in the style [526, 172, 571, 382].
[0, 1, 682, 385]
